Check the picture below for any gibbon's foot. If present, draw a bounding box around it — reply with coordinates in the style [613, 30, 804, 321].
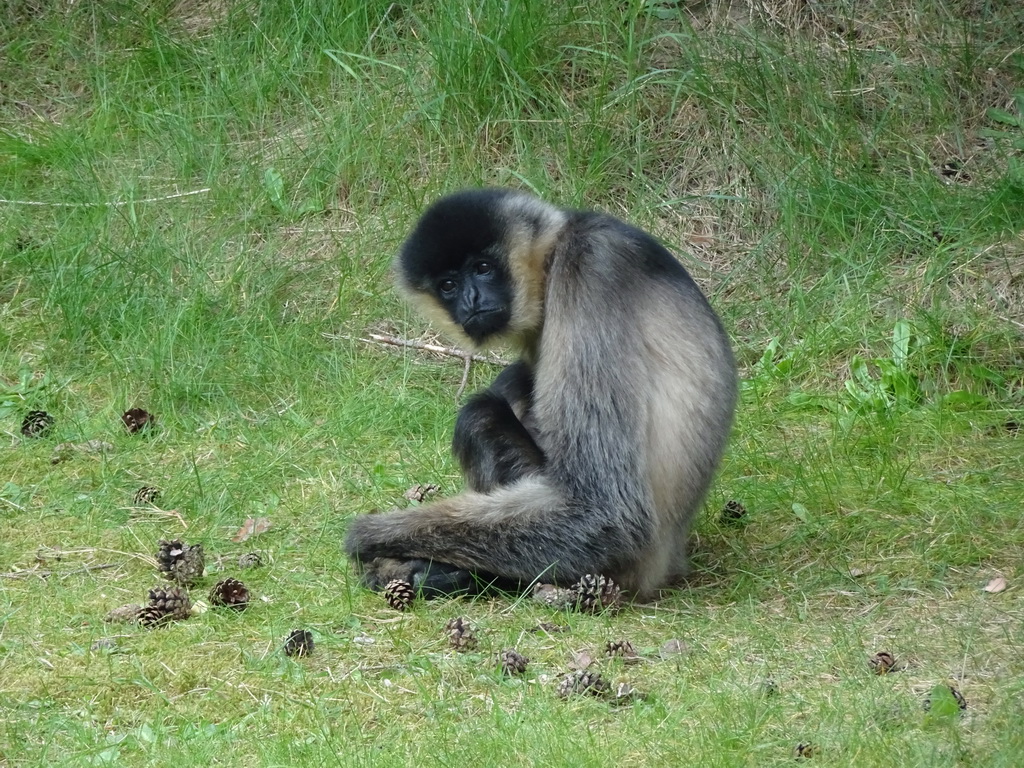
[357, 557, 519, 598]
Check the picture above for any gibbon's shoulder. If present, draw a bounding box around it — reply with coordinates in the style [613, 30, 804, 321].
[552, 209, 697, 286]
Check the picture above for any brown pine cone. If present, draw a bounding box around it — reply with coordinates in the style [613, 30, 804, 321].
[104, 604, 143, 624]
[869, 651, 896, 675]
[283, 629, 314, 657]
[209, 578, 250, 610]
[498, 648, 529, 676]
[403, 483, 439, 503]
[556, 669, 610, 699]
[444, 617, 478, 651]
[133, 486, 161, 505]
[532, 583, 575, 609]
[141, 586, 191, 626]
[122, 408, 155, 434]
[21, 410, 55, 438]
[720, 499, 747, 524]
[795, 742, 817, 759]
[138, 605, 172, 627]
[383, 579, 415, 611]
[570, 574, 621, 613]
[610, 681, 644, 704]
[156, 539, 182, 571]
[237, 552, 263, 568]
[156, 539, 205, 586]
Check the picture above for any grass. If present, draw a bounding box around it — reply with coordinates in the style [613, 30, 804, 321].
[2, 0, 1023, 765]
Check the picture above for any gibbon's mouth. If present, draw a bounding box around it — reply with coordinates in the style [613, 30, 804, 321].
[461, 308, 509, 342]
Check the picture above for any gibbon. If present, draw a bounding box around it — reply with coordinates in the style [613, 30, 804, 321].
[345, 189, 737, 599]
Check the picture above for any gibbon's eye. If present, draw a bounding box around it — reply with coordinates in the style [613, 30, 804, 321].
[438, 278, 457, 295]
[474, 261, 493, 276]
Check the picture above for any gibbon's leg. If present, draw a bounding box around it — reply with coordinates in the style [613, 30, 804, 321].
[357, 557, 509, 596]
[360, 556, 526, 597]
[357, 363, 543, 597]
[453, 361, 544, 493]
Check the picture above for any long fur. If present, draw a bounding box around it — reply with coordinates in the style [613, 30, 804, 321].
[346, 190, 737, 599]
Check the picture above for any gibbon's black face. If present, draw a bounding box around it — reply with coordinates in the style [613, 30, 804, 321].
[398, 190, 515, 344]
[432, 256, 513, 342]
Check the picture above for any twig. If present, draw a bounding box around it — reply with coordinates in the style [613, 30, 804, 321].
[0, 188, 211, 207]
[456, 354, 473, 399]
[350, 332, 510, 365]
[1, 563, 118, 579]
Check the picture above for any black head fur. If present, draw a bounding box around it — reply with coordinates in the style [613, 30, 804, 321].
[397, 189, 514, 290]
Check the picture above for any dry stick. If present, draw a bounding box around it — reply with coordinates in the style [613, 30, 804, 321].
[456, 354, 473, 400]
[358, 332, 508, 365]
[1, 563, 118, 579]
[351, 332, 510, 399]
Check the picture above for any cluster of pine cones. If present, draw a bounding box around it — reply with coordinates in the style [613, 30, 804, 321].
[528, 574, 622, 613]
[106, 539, 259, 627]
[378, 572, 641, 701]
[383, 572, 622, 614]
[385, 609, 644, 700]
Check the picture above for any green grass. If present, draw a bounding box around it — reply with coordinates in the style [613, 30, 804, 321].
[2, 0, 1023, 765]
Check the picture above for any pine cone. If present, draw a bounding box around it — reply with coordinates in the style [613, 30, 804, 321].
[156, 539, 183, 573]
[283, 629, 314, 657]
[532, 582, 575, 609]
[869, 651, 896, 675]
[133, 486, 161, 505]
[383, 579, 415, 611]
[138, 605, 171, 627]
[21, 410, 54, 438]
[403, 483, 439, 503]
[720, 499, 747, 524]
[556, 669, 610, 699]
[141, 586, 191, 626]
[570, 574, 621, 613]
[444, 617, 478, 651]
[795, 742, 817, 759]
[156, 539, 205, 586]
[104, 604, 143, 624]
[605, 639, 639, 660]
[122, 408, 155, 434]
[498, 648, 529, 676]
[209, 578, 250, 610]
[238, 552, 263, 568]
